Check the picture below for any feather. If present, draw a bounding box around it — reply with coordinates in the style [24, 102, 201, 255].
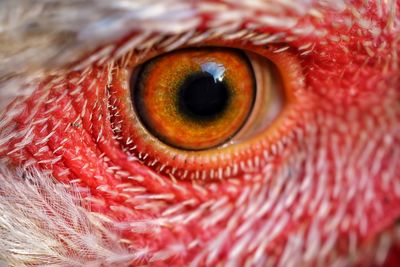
[0, 166, 144, 266]
[0, 0, 399, 266]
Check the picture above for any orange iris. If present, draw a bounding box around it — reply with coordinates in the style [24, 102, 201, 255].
[132, 48, 255, 150]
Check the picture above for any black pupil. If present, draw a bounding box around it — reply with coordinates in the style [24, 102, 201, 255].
[179, 73, 229, 118]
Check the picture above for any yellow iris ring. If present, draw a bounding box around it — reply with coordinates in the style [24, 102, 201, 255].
[133, 48, 255, 150]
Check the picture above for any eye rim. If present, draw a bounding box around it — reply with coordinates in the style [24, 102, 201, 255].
[109, 40, 305, 180]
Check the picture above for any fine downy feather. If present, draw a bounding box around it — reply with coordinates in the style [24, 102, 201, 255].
[0, 0, 399, 266]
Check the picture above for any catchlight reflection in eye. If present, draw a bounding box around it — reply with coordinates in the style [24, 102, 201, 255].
[110, 44, 299, 180]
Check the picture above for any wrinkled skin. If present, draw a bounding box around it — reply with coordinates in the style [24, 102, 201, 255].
[0, 0, 399, 266]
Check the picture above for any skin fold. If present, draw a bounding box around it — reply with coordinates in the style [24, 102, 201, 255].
[0, 0, 399, 266]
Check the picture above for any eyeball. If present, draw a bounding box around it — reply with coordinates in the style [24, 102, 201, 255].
[109, 44, 302, 180]
[133, 48, 255, 150]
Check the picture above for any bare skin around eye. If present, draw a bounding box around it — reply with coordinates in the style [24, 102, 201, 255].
[0, 0, 400, 266]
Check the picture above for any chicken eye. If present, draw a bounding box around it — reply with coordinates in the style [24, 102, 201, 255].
[110, 44, 301, 180]
[132, 48, 255, 150]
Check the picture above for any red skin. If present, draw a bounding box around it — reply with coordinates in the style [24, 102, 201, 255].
[1, 0, 400, 266]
